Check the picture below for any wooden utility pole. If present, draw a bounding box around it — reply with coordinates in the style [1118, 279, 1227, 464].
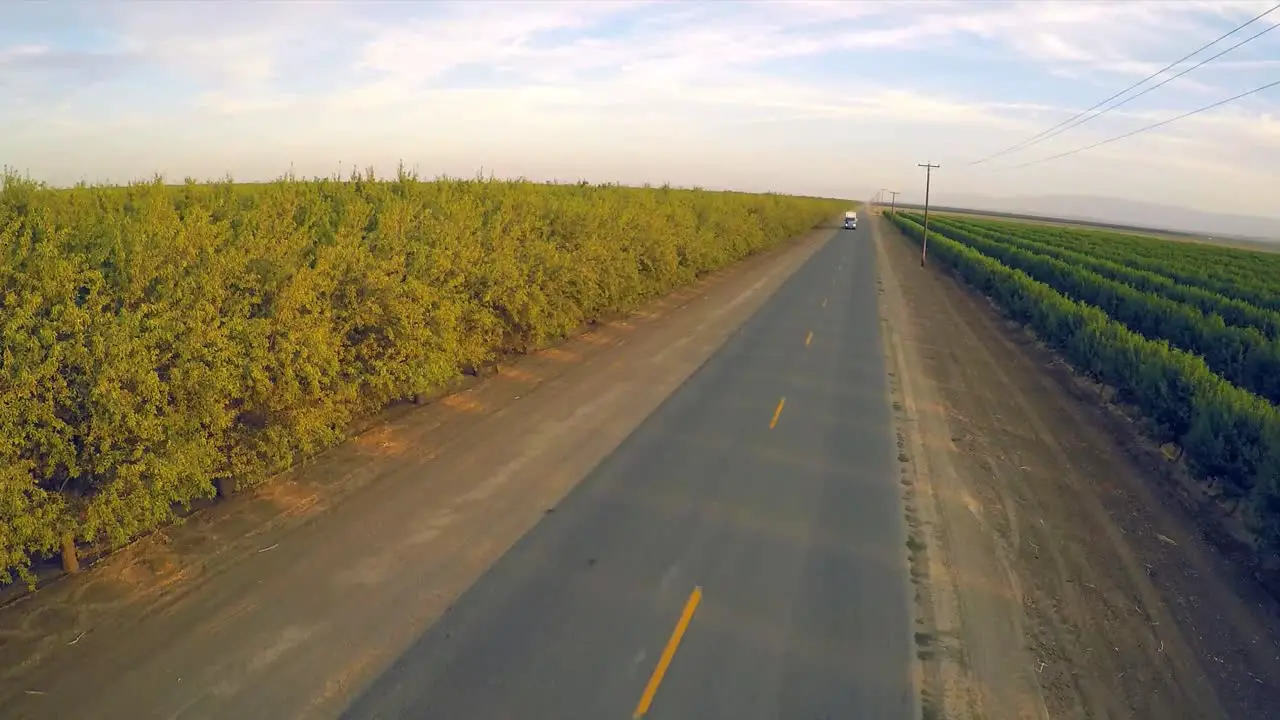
[917, 163, 940, 267]
[888, 190, 900, 215]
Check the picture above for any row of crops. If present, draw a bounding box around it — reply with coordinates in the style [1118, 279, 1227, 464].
[886, 209, 1280, 555]
[0, 170, 848, 585]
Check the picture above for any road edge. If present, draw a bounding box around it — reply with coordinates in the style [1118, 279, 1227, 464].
[871, 208, 976, 720]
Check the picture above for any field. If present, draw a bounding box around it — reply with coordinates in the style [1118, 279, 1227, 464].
[894, 204, 1204, 238]
[887, 209, 1280, 580]
[873, 213, 1280, 719]
[0, 170, 847, 587]
[895, 203, 1280, 252]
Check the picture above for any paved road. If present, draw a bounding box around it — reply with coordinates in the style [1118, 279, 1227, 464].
[343, 223, 913, 719]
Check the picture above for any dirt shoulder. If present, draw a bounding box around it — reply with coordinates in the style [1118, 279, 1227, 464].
[0, 226, 835, 720]
[873, 213, 1280, 720]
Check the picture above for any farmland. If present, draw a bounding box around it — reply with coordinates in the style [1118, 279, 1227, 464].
[0, 170, 847, 587]
[896, 204, 1280, 251]
[887, 209, 1280, 571]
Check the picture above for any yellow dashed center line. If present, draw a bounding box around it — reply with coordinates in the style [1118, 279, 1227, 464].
[805, 330, 813, 347]
[769, 397, 786, 429]
[633, 587, 703, 718]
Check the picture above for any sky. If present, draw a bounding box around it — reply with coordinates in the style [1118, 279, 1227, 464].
[2, 0, 1279, 218]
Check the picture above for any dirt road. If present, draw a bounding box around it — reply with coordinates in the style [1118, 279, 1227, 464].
[874, 213, 1280, 720]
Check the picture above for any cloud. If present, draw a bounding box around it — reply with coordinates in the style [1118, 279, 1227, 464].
[356, 1, 649, 86]
[0, 43, 141, 104]
[0, 0, 1278, 220]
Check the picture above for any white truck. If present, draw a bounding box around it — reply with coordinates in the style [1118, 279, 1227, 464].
[843, 210, 857, 230]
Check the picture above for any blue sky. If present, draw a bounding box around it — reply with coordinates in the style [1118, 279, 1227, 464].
[2, 0, 1279, 218]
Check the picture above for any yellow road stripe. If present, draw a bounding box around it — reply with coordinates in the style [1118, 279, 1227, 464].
[822, 297, 828, 308]
[633, 587, 703, 718]
[769, 397, 786, 429]
[805, 330, 813, 347]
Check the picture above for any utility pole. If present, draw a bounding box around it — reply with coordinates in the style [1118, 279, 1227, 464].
[888, 190, 900, 215]
[917, 163, 940, 267]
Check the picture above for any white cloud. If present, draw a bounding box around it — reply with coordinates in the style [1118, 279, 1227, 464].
[356, 1, 645, 86]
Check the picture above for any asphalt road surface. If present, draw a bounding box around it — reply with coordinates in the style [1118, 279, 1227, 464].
[342, 223, 913, 719]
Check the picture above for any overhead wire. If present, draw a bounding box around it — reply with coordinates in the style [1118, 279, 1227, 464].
[1011, 18, 1280, 149]
[1014, 77, 1280, 168]
[967, 2, 1280, 166]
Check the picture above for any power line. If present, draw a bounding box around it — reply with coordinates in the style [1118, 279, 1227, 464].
[1013, 17, 1280, 149]
[968, 2, 1280, 166]
[969, 5, 1278, 166]
[1015, 77, 1280, 168]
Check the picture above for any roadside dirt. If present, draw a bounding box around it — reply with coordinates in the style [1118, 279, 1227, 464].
[874, 213, 1280, 720]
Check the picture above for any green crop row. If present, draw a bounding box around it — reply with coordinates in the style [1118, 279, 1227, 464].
[943, 215, 1280, 312]
[886, 210, 1280, 558]
[939, 214, 1275, 287]
[0, 169, 847, 585]
[906, 213, 1280, 408]
[1001, 218, 1280, 295]
[906, 213, 1280, 340]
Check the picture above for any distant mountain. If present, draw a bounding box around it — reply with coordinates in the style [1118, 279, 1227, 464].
[913, 193, 1280, 242]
